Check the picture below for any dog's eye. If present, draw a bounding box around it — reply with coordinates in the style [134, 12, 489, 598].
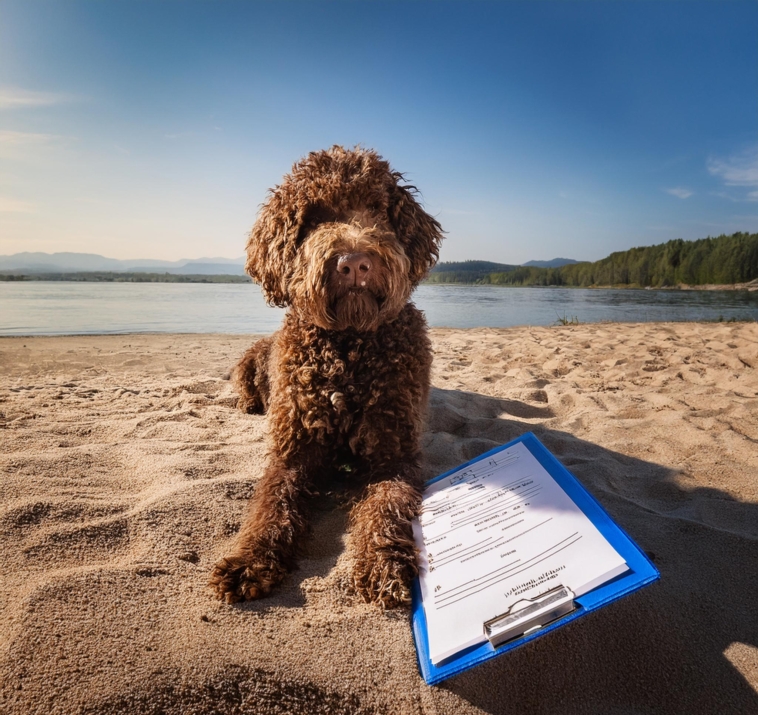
[298, 205, 336, 242]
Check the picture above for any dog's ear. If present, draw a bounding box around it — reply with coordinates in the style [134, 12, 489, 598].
[388, 179, 444, 286]
[243, 182, 304, 307]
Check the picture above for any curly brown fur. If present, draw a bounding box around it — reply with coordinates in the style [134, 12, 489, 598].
[209, 459, 308, 603]
[349, 479, 422, 607]
[233, 336, 272, 414]
[243, 145, 442, 307]
[210, 146, 443, 607]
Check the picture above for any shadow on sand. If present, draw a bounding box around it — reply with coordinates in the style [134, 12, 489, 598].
[422, 387, 758, 715]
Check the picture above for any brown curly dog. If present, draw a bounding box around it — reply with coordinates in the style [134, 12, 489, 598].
[209, 146, 443, 608]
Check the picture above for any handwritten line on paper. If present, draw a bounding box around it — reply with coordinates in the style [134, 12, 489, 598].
[503, 517, 554, 544]
[434, 532, 583, 609]
[458, 538, 507, 564]
[450, 484, 543, 528]
[448, 455, 521, 487]
[428, 486, 544, 539]
[429, 536, 495, 568]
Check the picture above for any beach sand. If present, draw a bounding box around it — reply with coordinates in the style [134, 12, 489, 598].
[1, 323, 756, 714]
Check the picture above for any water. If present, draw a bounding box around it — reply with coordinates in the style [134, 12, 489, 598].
[416, 285, 758, 327]
[0, 282, 756, 336]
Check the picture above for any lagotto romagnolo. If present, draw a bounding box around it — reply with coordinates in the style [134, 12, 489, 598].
[209, 146, 444, 607]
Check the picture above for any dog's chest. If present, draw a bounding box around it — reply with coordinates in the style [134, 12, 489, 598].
[315, 339, 373, 406]
[289, 335, 385, 439]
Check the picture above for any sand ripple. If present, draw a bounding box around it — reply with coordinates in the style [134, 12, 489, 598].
[1, 325, 757, 714]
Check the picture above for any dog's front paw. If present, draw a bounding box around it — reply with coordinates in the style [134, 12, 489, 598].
[209, 551, 287, 604]
[352, 547, 417, 609]
[236, 395, 265, 414]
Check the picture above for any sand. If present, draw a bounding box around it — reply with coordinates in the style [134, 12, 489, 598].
[1, 322, 757, 714]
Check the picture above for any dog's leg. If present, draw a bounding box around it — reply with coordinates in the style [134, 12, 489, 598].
[209, 459, 309, 603]
[233, 336, 273, 414]
[349, 475, 422, 608]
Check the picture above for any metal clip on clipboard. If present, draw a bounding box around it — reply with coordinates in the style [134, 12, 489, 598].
[483, 585, 576, 648]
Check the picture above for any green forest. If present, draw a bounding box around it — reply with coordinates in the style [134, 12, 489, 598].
[426, 260, 518, 283]
[427, 232, 758, 288]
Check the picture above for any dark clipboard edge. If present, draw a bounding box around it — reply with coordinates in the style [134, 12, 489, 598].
[412, 431, 661, 686]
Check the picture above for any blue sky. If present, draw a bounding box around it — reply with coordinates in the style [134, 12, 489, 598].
[1, 0, 757, 264]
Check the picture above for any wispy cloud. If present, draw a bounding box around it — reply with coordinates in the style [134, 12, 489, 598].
[665, 187, 693, 199]
[0, 130, 60, 146]
[0, 130, 65, 160]
[710, 191, 739, 203]
[708, 144, 758, 202]
[0, 196, 34, 213]
[0, 86, 72, 110]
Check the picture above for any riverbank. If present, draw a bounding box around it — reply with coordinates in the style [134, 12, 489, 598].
[0, 272, 251, 283]
[673, 279, 758, 291]
[425, 279, 758, 291]
[586, 279, 758, 291]
[1, 324, 757, 713]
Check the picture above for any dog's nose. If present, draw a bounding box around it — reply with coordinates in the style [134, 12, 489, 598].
[336, 252, 372, 286]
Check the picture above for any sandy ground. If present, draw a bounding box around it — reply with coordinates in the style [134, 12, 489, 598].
[1, 322, 757, 715]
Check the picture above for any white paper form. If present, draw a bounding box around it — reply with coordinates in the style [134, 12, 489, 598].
[413, 441, 629, 664]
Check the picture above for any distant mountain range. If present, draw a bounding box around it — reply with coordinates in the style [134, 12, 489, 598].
[0, 252, 247, 275]
[0, 252, 578, 276]
[427, 258, 579, 284]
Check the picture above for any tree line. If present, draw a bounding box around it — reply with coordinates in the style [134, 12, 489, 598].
[426, 260, 518, 284]
[427, 233, 758, 287]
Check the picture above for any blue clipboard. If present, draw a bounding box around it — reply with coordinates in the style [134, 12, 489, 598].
[412, 432, 660, 686]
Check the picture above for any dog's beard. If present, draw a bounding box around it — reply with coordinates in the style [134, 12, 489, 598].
[331, 288, 382, 332]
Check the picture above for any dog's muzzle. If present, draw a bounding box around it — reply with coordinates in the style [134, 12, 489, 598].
[336, 252, 373, 288]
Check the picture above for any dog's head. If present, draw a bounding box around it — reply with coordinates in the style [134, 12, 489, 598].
[245, 146, 443, 332]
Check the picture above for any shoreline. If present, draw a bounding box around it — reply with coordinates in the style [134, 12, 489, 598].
[0, 315, 756, 340]
[424, 279, 758, 291]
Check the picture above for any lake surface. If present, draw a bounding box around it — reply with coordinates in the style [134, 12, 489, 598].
[1, 282, 756, 336]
